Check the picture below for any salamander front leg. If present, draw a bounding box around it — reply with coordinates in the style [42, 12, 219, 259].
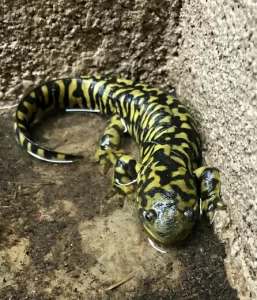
[108, 155, 141, 206]
[193, 167, 224, 223]
[94, 114, 126, 172]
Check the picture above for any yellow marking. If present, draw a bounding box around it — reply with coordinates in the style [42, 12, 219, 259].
[147, 112, 171, 128]
[22, 101, 37, 121]
[139, 104, 145, 117]
[22, 101, 34, 110]
[166, 95, 175, 105]
[141, 144, 153, 157]
[141, 119, 148, 131]
[17, 111, 26, 121]
[175, 132, 189, 142]
[162, 116, 171, 123]
[41, 85, 49, 106]
[154, 165, 167, 172]
[130, 90, 144, 98]
[177, 199, 196, 211]
[172, 145, 190, 160]
[191, 142, 199, 157]
[170, 155, 186, 167]
[81, 78, 94, 108]
[142, 103, 164, 127]
[172, 108, 189, 121]
[133, 109, 139, 122]
[93, 80, 106, 111]
[143, 87, 162, 94]
[178, 104, 187, 108]
[68, 79, 82, 108]
[181, 142, 190, 148]
[202, 202, 208, 211]
[57, 154, 66, 160]
[94, 75, 102, 80]
[148, 113, 159, 128]
[152, 144, 171, 157]
[148, 96, 158, 103]
[143, 180, 162, 194]
[27, 142, 32, 152]
[14, 122, 17, 130]
[19, 133, 25, 146]
[101, 83, 118, 110]
[144, 124, 167, 142]
[172, 179, 193, 194]
[121, 176, 131, 183]
[56, 80, 66, 109]
[112, 87, 133, 98]
[154, 127, 176, 140]
[139, 164, 169, 194]
[138, 97, 145, 106]
[30, 91, 36, 98]
[181, 123, 192, 130]
[118, 94, 127, 117]
[17, 123, 26, 130]
[140, 102, 156, 125]
[136, 84, 163, 94]
[172, 167, 187, 177]
[130, 101, 135, 122]
[116, 167, 125, 175]
[140, 153, 150, 164]
[37, 149, 45, 157]
[116, 78, 133, 85]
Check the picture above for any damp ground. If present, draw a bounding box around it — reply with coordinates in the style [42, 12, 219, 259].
[0, 111, 238, 300]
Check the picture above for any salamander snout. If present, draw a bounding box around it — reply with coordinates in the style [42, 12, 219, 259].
[138, 201, 198, 244]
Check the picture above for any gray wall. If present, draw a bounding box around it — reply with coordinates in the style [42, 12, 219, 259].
[168, 1, 257, 298]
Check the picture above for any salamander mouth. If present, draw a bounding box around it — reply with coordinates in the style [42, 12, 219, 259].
[143, 224, 185, 244]
[143, 222, 192, 244]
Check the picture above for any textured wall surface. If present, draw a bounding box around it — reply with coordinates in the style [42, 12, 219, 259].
[0, 0, 181, 99]
[167, 1, 257, 299]
[0, 0, 256, 299]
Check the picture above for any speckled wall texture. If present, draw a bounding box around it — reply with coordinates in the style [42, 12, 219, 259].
[168, 1, 257, 299]
[1, 0, 256, 299]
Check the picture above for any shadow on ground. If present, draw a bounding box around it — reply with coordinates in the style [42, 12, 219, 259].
[0, 111, 238, 300]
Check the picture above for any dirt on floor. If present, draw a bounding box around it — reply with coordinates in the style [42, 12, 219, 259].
[0, 110, 238, 300]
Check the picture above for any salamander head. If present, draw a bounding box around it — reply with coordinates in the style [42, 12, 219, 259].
[138, 200, 198, 244]
[137, 168, 199, 244]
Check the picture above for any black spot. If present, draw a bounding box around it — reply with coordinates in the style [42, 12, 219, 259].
[139, 191, 147, 207]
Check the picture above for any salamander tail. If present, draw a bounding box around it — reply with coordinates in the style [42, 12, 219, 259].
[14, 122, 83, 163]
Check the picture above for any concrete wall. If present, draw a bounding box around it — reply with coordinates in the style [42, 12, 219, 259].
[168, 1, 257, 298]
[1, 0, 256, 298]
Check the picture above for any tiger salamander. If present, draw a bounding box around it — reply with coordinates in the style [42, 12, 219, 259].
[14, 76, 223, 244]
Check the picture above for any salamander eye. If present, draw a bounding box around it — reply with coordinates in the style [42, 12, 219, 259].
[144, 210, 157, 223]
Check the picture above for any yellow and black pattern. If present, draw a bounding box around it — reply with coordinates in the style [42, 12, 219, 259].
[14, 76, 223, 243]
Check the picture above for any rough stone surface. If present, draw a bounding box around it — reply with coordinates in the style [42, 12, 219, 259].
[0, 0, 256, 299]
[167, 1, 257, 299]
[0, 0, 181, 100]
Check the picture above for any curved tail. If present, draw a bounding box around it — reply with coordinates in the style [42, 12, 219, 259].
[14, 76, 102, 163]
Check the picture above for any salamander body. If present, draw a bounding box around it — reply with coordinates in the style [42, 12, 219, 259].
[14, 76, 223, 243]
